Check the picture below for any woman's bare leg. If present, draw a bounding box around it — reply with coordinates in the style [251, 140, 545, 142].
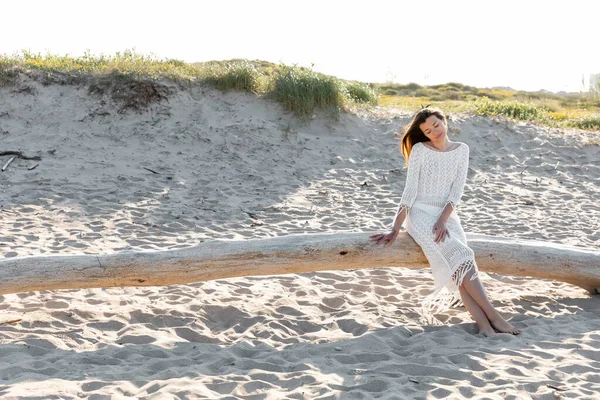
[458, 285, 496, 336]
[461, 269, 520, 335]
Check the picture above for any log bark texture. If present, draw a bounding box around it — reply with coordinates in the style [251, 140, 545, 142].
[1, 232, 598, 295]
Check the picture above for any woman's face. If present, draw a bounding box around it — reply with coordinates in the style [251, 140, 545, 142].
[419, 115, 447, 141]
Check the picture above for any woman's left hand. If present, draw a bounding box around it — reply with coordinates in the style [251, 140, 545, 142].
[432, 220, 450, 243]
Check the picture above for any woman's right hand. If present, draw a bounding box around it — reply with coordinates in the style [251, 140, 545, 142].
[369, 231, 398, 248]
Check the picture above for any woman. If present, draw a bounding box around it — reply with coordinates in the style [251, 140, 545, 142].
[370, 108, 520, 336]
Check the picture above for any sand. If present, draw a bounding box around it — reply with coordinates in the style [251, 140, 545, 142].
[0, 76, 599, 399]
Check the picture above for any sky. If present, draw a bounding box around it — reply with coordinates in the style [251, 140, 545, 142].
[2, 0, 598, 93]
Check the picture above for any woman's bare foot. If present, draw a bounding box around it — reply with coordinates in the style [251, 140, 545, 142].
[479, 326, 497, 337]
[489, 313, 520, 335]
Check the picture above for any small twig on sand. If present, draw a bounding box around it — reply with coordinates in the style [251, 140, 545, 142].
[546, 384, 567, 392]
[0, 151, 41, 160]
[0, 319, 22, 325]
[520, 166, 529, 184]
[143, 167, 160, 174]
[2, 156, 15, 171]
[28, 163, 40, 171]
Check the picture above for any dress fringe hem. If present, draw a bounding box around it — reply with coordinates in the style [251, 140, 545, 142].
[421, 260, 479, 315]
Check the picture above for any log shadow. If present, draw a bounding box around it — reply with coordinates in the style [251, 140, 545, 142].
[0, 275, 598, 398]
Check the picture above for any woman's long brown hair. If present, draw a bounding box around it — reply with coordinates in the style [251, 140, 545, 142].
[400, 108, 447, 162]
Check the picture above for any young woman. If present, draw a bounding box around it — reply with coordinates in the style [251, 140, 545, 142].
[370, 108, 520, 336]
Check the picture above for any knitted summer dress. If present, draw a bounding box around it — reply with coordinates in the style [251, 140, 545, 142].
[396, 141, 479, 313]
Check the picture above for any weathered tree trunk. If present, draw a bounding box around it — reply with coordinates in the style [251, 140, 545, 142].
[0, 232, 598, 295]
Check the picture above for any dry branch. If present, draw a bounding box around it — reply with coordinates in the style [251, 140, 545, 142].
[2, 156, 15, 171]
[0, 232, 598, 296]
[0, 151, 42, 160]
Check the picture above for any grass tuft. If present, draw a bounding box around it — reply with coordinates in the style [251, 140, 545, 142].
[199, 60, 262, 92]
[570, 115, 600, 130]
[1, 50, 598, 131]
[273, 65, 344, 118]
[472, 98, 548, 121]
[0, 57, 21, 86]
[343, 81, 379, 105]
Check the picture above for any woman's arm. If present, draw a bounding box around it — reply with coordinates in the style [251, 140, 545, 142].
[436, 203, 454, 224]
[391, 144, 422, 233]
[444, 144, 470, 213]
[372, 144, 422, 247]
[391, 207, 408, 235]
[434, 145, 469, 243]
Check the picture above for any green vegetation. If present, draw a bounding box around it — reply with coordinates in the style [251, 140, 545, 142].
[274, 64, 343, 118]
[378, 81, 600, 131]
[196, 61, 379, 117]
[472, 98, 548, 121]
[343, 81, 378, 105]
[0, 50, 598, 131]
[199, 60, 262, 92]
[571, 115, 600, 130]
[0, 50, 194, 112]
[9, 49, 198, 82]
[0, 51, 377, 117]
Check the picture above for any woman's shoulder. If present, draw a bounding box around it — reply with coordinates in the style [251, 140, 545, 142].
[453, 142, 469, 154]
[410, 141, 425, 156]
[416, 141, 468, 152]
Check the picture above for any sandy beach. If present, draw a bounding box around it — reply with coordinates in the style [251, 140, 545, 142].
[0, 76, 599, 399]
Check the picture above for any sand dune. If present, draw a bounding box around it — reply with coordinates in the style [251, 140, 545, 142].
[0, 77, 599, 398]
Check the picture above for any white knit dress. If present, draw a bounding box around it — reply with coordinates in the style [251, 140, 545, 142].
[396, 141, 479, 313]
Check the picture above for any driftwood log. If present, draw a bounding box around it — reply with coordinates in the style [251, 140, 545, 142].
[0, 232, 599, 295]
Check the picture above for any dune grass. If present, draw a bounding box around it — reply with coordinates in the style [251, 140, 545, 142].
[380, 82, 600, 131]
[273, 64, 345, 118]
[471, 98, 548, 121]
[570, 115, 600, 130]
[0, 51, 377, 117]
[195, 61, 379, 117]
[0, 50, 598, 130]
[198, 60, 263, 92]
[343, 81, 379, 105]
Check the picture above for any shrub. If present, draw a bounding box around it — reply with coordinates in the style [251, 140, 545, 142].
[0, 57, 19, 86]
[472, 98, 548, 120]
[273, 65, 343, 118]
[570, 115, 600, 130]
[443, 91, 461, 101]
[402, 82, 422, 91]
[343, 81, 378, 104]
[201, 60, 260, 92]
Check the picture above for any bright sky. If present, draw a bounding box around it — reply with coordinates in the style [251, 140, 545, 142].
[2, 0, 598, 93]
